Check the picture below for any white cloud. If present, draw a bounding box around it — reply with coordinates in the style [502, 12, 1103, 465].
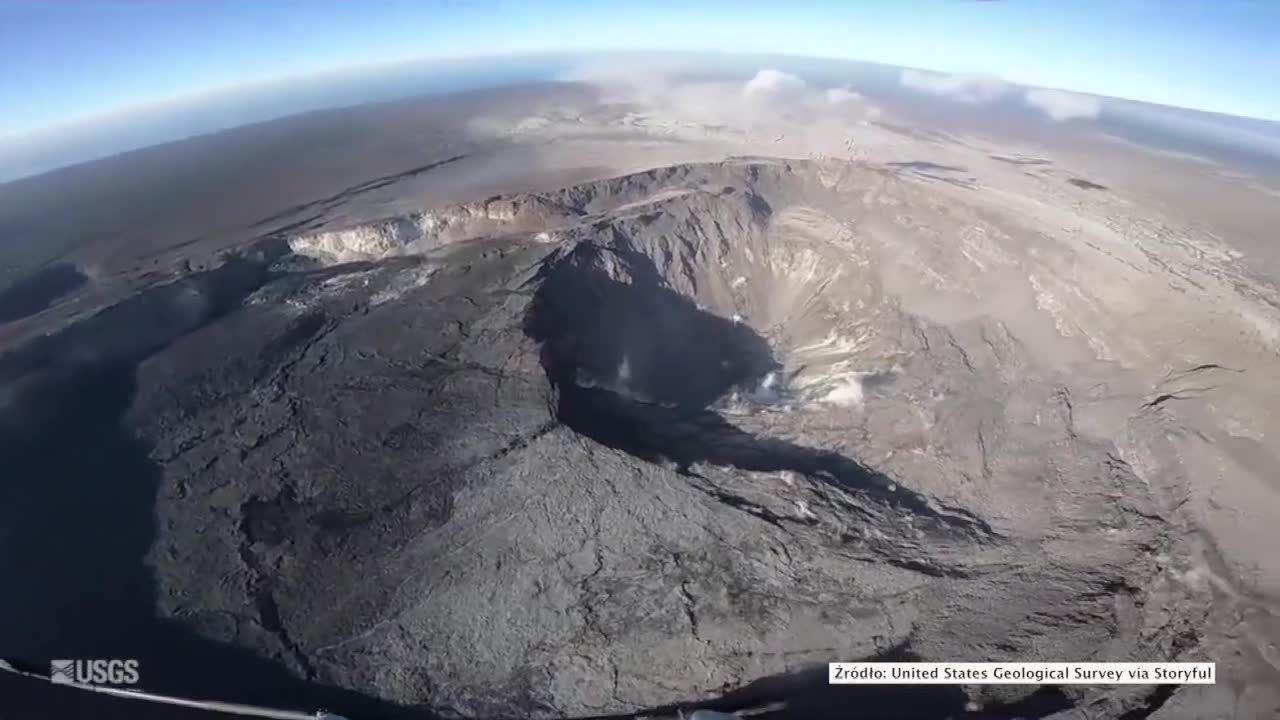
[742, 69, 807, 100]
[899, 69, 1009, 104]
[1024, 89, 1101, 121]
[825, 87, 862, 105]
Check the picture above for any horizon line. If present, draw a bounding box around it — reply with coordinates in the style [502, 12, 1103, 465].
[4, 49, 1278, 144]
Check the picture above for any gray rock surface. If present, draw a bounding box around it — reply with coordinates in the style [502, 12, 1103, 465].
[87, 159, 1210, 717]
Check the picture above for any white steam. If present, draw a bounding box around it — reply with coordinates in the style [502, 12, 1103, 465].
[825, 88, 862, 105]
[1024, 89, 1101, 122]
[822, 375, 865, 406]
[742, 69, 808, 102]
[899, 69, 1009, 104]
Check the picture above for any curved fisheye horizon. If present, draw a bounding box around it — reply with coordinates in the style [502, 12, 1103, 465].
[2, 1, 1280, 181]
[4, 46, 1280, 184]
[5, 0, 1280, 130]
[2, 3, 1280, 720]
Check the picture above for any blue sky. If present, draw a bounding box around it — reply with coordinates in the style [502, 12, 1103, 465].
[2, 0, 1278, 137]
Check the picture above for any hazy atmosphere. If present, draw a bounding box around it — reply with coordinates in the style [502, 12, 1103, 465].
[2, 1, 1279, 179]
[2, 3, 1279, 720]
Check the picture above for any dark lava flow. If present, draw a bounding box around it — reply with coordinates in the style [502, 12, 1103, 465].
[0, 248, 433, 719]
[2, 234, 1031, 719]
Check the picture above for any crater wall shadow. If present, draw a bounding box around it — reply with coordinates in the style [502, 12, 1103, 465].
[525, 241, 776, 409]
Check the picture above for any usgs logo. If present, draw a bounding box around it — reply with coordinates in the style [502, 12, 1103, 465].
[50, 659, 141, 686]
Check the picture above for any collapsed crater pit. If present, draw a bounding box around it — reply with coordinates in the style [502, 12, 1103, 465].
[524, 228, 994, 545]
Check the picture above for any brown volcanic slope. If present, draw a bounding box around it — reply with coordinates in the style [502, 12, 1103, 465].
[2, 158, 1275, 719]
